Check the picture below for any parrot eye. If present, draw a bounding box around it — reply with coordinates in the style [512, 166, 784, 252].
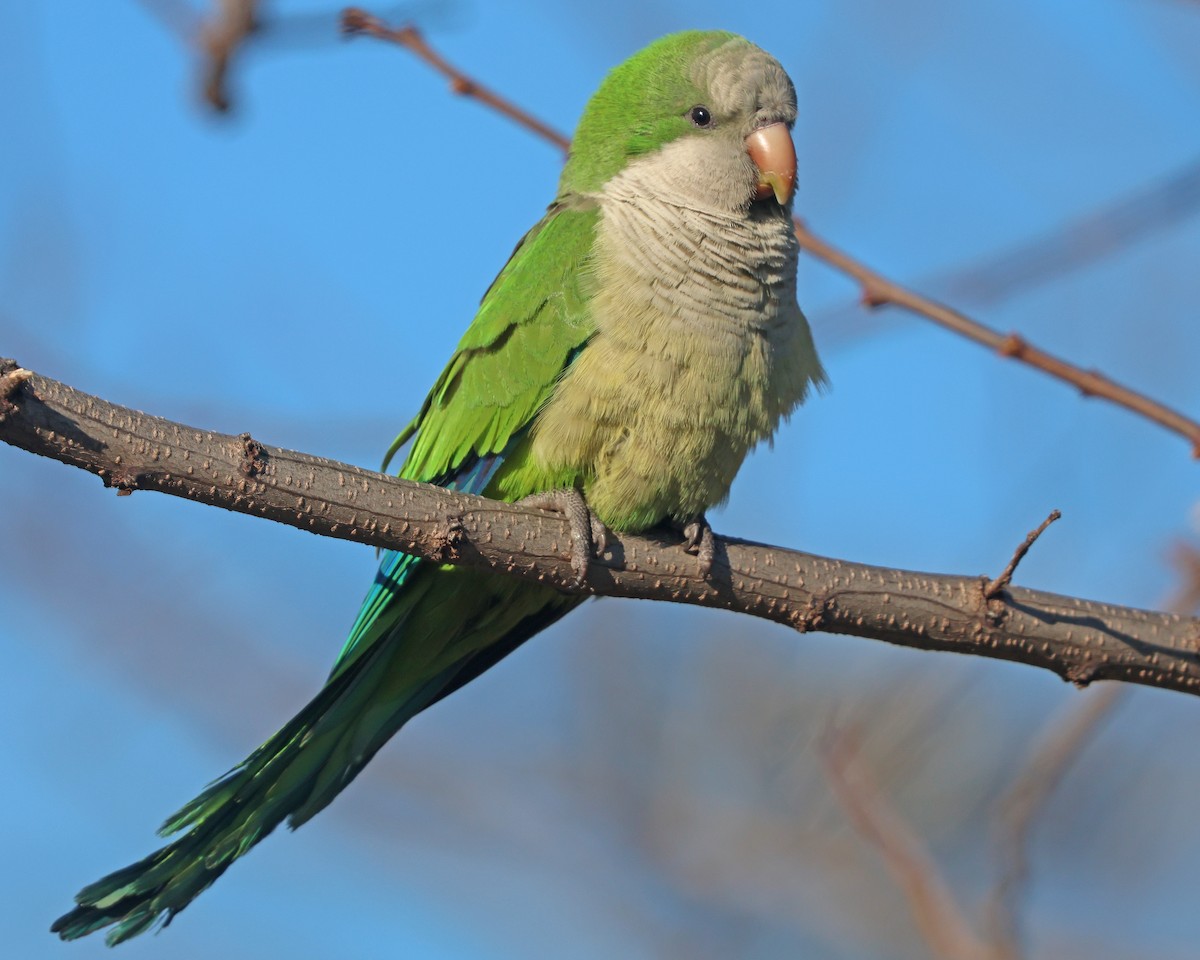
[688, 105, 713, 128]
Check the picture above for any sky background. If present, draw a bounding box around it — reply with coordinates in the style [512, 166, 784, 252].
[4, 1, 1200, 957]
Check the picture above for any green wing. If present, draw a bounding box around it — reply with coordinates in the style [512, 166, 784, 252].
[385, 202, 598, 483]
[334, 203, 599, 677]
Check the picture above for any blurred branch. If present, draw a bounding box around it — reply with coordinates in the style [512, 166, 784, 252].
[1166, 542, 1200, 613]
[337, 6, 1200, 459]
[200, 0, 259, 112]
[940, 158, 1200, 307]
[6, 357, 1200, 698]
[140, 1, 453, 111]
[822, 728, 995, 960]
[984, 685, 1123, 957]
[824, 688, 1122, 960]
[136, 0, 259, 111]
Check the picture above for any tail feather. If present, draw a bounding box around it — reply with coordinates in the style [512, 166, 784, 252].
[52, 651, 378, 944]
[52, 565, 577, 944]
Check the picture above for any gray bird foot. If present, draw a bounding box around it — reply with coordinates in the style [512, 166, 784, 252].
[680, 514, 716, 579]
[517, 488, 609, 585]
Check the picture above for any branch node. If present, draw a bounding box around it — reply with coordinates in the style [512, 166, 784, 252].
[238, 432, 268, 478]
[1065, 663, 1094, 689]
[105, 469, 142, 496]
[998, 332, 1026, 358]
[860, 285, 888, 309]
[1077, 370, 1101, 398]
[0, 363, 33, 420]
[985, 510, 1062, 600]
[793, 595, 829, 632]
[427, 516, 466, 562]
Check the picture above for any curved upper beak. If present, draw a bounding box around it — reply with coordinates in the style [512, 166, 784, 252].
[745, 122, 796, 205]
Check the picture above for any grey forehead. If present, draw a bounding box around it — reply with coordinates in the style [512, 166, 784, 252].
[690, 40, 797, 124]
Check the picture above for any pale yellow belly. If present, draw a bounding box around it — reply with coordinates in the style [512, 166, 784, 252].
[522, 181, 821, 532]
[529, 318, 778, 531]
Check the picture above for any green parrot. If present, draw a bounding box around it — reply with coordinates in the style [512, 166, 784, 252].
[52, 29, 824, 944]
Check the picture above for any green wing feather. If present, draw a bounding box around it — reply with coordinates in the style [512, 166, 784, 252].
[384, 201, 597, 481]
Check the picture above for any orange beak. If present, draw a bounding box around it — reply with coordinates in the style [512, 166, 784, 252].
[746, 122, 796, 205]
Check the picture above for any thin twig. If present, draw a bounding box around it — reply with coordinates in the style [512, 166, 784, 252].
[984, 510, 1062, 599]
[821, 728, 995, 960]
[254, 3, 448, 49]
[340, 8, 571, 153]
[336, 6, 1200, 459]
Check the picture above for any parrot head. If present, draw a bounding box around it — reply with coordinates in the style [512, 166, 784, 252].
[560, 31, 798, 213]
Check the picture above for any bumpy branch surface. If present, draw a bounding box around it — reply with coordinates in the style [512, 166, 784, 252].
[4, 358, 1200, 697]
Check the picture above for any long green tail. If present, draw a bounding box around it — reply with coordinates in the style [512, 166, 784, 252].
[52, 563, 576, 945]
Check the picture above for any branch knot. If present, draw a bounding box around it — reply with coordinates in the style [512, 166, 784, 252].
[427, 517, 466, 562]
[0, 361, 33, 421]
[239, 433, 268, 478]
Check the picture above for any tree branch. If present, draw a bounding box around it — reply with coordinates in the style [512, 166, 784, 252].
[790, 223, 1200, 458]
[341, 9, 572, 153]
[4, 357, 1200, 697]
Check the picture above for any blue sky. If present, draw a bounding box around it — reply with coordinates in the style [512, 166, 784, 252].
[4, 1, 1200, 957]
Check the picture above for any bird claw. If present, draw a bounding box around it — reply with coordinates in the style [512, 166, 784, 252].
[681, 515, 716, 579]
[516, 488, 610, 586]
[589, 514, 609, 562]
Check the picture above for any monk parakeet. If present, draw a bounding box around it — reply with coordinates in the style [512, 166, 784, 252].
[53, 29, 824, 944]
